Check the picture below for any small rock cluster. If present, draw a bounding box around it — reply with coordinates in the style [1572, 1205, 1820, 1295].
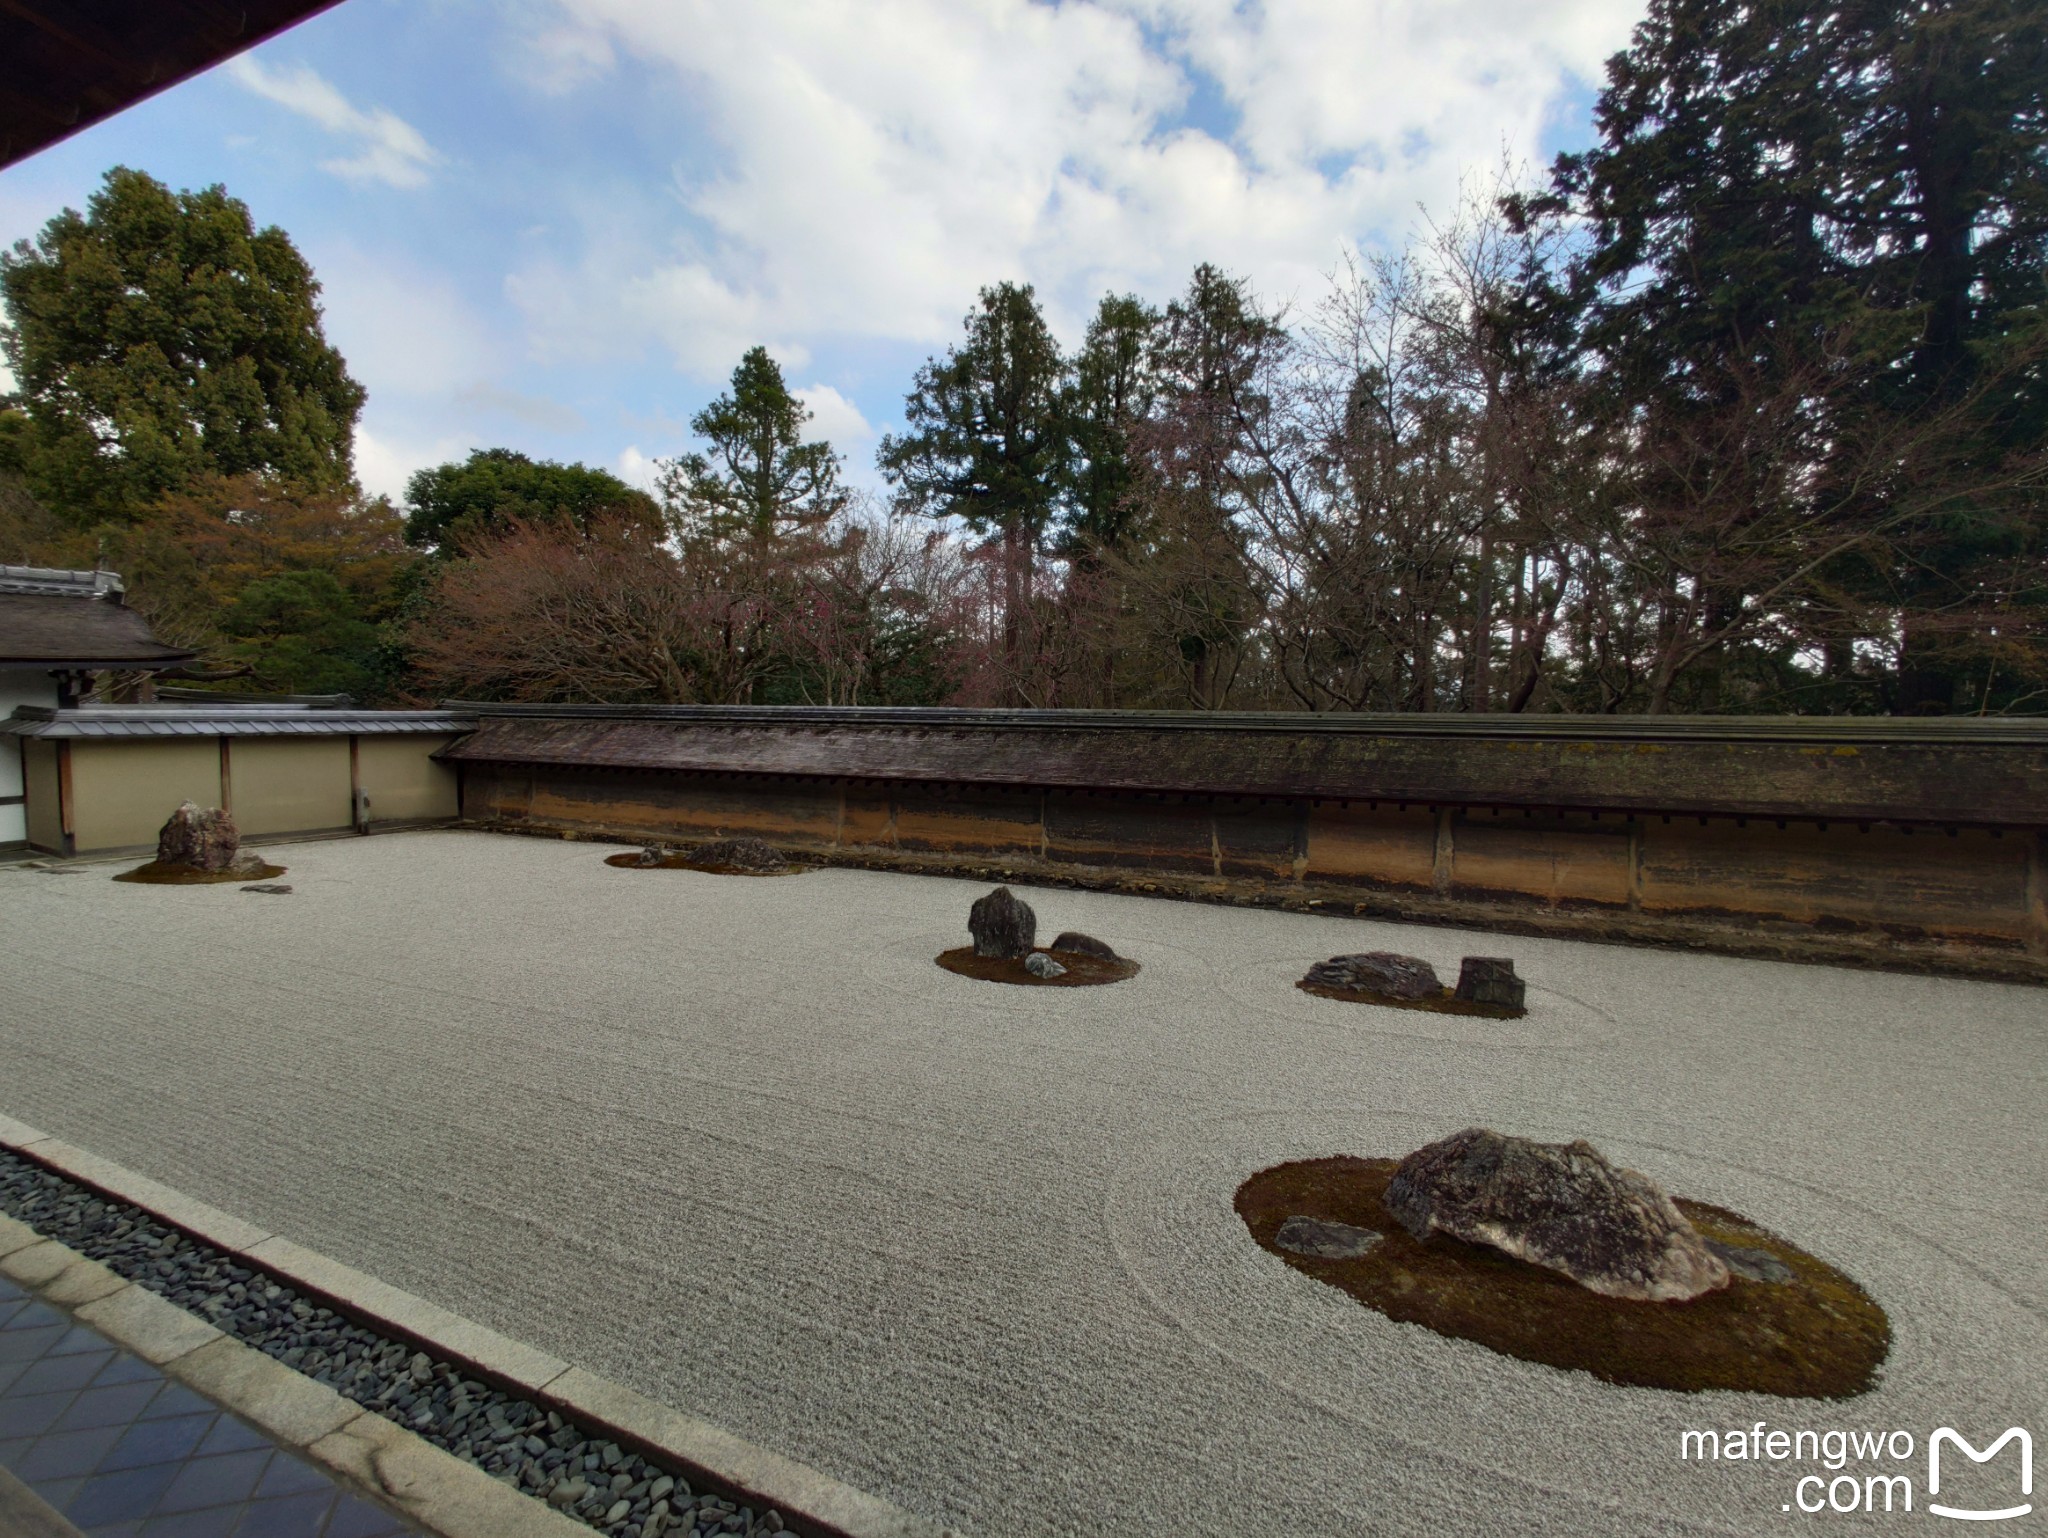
[685, 837, 789, 873]
[1382, 1127, 1730, 1301]
[0, 1149, 797, 1538]
[155, 801, 268, 877]
[1302, 950, 1526, 1011]
[967, 887, 1122, 977]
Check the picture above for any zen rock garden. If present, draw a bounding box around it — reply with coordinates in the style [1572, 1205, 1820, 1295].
[1239, 1126, 1888, 1397]
[935, 885, 1140, 986]
[114, 801, 287, 886]
[1301, 949, 1527, 1017]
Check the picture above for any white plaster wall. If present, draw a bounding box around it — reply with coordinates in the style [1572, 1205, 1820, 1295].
[0, 669, 56, 845]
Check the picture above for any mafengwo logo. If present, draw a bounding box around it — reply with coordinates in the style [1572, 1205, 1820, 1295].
[1679, 1423, 2033, 1518]
[1930, 1428, 2032, 1522]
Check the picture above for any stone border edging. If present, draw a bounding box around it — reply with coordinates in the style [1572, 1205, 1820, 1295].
[0, 1113, 956, 1538]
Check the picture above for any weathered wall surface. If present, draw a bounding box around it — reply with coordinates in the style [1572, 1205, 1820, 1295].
[69, 739, 221, 852]
[354, 734, 461, 824]
[227, 737, 353, 837]
[443, 708, 2048, 981]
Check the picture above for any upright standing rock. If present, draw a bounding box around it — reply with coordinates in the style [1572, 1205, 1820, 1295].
[1383, 1127, 1730, 1302]
[156, 802, 244, 873]
[969, 886, 1037, 958]
[1455, 957, 1526, 1011]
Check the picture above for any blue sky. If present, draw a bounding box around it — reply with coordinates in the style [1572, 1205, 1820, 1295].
[0, 0, 1641, 505]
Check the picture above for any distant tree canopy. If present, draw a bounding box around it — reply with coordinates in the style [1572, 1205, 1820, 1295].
[658, 346, 847, 544]
[15, 1, 2044, 717]
[403, 448, 660, 550]
[0, 167, 365, 526]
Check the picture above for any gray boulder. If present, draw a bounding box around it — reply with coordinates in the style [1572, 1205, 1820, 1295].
[155, 801, 242, 872]
[1023, 952, 1067, 979]
[970, 886, 1036, 958]
[1303, 951, 1441, 999]
[1049, 931, 1119, 960]
[1383, 1127, 1730, 1302]
[1274, 1216, 1381, 1260]
[1455, 956, 1526, 1010]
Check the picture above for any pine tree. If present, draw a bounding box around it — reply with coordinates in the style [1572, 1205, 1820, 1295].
[878, 282, 1070, 699]
[658, 346, 847, 545]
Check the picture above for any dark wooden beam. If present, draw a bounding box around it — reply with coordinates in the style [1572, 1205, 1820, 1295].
[0, 0, 349, 171]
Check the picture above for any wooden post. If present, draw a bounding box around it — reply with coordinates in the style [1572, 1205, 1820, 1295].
[56, 740, 74, 858]
[1432, 807, 1454, 895]
[349, 735, 365, 834]
[2027, 833, 2047, 958]
[218, 738, 232, 815]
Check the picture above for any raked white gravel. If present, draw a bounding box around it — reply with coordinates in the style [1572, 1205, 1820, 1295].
[0, 829, 2041, 1537]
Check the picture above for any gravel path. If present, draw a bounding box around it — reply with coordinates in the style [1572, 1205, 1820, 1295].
[1, 829, 2041, 1537]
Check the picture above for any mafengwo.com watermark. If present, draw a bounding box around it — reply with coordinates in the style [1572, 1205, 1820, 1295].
[1681, 1423, 2032, 1519]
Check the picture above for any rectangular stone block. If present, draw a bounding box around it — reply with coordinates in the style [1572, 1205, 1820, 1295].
[0, 1111, 50, 1149]
[543, 1367, 953, 1538]
[36, 1251, 127, 1307]
[242, 1236, 570, 1395]
[0, 1213, 43, 1258]
[25, 1138, 273, 1254]
[309, 1410, 589, 1538]
[0, 1239, 73, 1289]
[170, 1335, 361, 1447]
[75, 1283, 224, 1364]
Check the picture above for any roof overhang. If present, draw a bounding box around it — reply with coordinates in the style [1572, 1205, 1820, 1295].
[1, 0, 349, 171]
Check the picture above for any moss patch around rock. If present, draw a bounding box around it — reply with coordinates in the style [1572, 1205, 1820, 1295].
[114, 861, 288, 885]
[935, 946, 1140, 987]
[1236, 1156, 1889, 1398]
[1296, 981, 1526, 1019]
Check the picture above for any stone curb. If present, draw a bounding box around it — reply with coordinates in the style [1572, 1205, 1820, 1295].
[1, 1196, 587, 1538]
[0, 1120, 958, 1538]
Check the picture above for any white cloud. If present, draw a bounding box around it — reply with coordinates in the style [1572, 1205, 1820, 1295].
[793, 384, 872, 457]
[614, 444, 660, 490]
[354, 425, 471, 504]
[228, 57, 441, 189]
[505, 0, 1639, 372]
[314, 245, 500, 398]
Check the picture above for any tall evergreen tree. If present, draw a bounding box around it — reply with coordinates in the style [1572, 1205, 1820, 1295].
[1547, 0, 2048, 711]
[878, 281, 1069, 697]
[0, 167, 365, 524]
[1061, 293, 1160, 556]
[658, 346, 847, 545]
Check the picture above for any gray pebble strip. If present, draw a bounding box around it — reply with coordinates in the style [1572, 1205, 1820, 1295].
[0, 1147, 795, 1538]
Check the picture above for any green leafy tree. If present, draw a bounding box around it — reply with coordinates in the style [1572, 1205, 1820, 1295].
[219, 569, 384, 698]
[0, 167, 365, 525]
[878, 281, 1070, 698]
[403, 448, 660, 550]
[658, 346, 848, 544]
